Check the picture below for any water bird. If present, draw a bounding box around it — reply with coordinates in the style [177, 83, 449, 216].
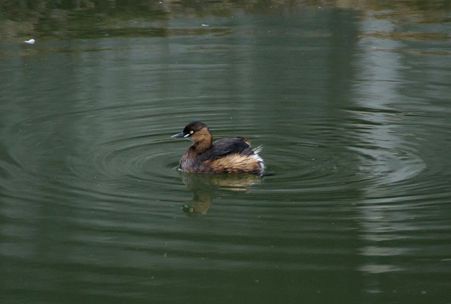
[24, 38, 35, 45]
[172, 121, 264, 175]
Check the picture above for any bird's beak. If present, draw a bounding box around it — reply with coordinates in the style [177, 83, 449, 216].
[171, 132, 186, 138]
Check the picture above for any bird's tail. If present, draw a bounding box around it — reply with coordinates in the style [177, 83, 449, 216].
[253, 145, 263, 154]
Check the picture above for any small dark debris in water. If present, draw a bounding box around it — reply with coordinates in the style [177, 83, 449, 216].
[182, 204, 195, 213]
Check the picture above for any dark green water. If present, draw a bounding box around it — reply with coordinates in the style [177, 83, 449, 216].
[1, 1, 451, 303]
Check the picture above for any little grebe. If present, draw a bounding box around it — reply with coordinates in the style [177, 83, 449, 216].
[172, 121, 265, 175]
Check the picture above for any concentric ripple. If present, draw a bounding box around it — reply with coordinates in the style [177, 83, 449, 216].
[2, 95, 449, 208]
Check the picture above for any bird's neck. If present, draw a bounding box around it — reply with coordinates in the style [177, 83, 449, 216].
[192, 137, 212, 153]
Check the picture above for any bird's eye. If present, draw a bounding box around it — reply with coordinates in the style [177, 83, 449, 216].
[190, 130, 194, 134]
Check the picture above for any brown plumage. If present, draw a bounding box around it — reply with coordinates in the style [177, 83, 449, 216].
[172, 121, 265, 175]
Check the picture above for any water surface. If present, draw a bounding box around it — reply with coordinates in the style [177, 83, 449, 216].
[1, 1, 451, 303]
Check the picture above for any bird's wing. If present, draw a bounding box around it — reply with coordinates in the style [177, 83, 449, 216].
[200, 137, 253, 161]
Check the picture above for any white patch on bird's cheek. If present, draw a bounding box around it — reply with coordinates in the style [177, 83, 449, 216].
[184, 130, 194, 138]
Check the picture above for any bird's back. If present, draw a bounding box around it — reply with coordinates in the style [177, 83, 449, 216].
[196, 137, 264, 174]
[198, 137, 253, 161]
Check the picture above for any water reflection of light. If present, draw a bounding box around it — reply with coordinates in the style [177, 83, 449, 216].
[359, 264, 403, 274]
[352, 10, 412, 279]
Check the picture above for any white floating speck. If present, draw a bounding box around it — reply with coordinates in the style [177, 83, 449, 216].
[24, 38, 35, 45]
[201, 23, 209, 27]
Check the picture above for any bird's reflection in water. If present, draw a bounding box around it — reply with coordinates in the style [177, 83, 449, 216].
[180, 173, 262, 214]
